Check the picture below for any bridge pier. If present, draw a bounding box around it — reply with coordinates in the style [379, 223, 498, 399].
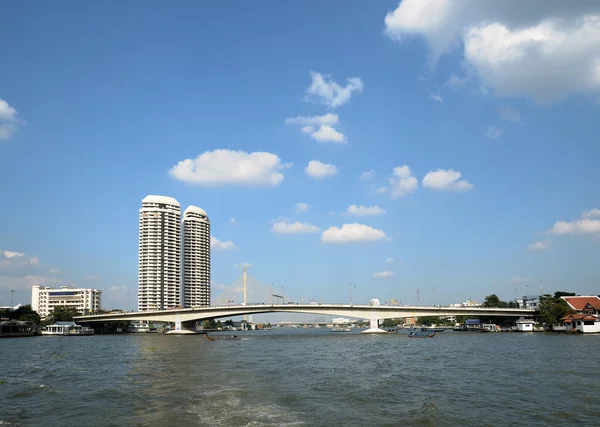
[361, 317, 387, 334]
[165, 315, 198, 335]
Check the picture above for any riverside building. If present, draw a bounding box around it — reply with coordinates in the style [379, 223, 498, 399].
[31, 285, 102, 318]
[138, 195, 181, 311]
[182, 206, 211, 308]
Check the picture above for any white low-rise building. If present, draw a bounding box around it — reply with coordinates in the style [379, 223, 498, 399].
[32, 285, 102, 318]
[514, 318, 535, 332]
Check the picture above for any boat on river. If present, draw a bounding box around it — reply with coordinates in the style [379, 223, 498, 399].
[408, 331, 436, 338]
[331, 326, 352, 332]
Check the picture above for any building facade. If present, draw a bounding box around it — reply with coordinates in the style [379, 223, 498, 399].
[31, 285, 102, 318]
[138, 195, 181, 311]
[182, 206, 211, 307]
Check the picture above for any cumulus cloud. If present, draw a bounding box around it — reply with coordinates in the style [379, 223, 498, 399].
[321, 223, 389, 244]
[49, 268, 62, 274]
[169, 149, 290, 186]
[84, 275, 101, 281]
[487, 126, 504, 139]
[528, 241, 551, 251]
[305, 160, 339, 179]
[0, 99, 24, 141]
[296, 203, 309, 213]
[389, 166, 418, 199]
[285, 113, 347, 143]
[373, 271, 395, 278]
[1, 250, 39, 270]
[229, 217, 237, 224]
[344, 205, 386, 216]
[271, 219, 320, 234]
[386, 257, 394, 263]
[211, 237, 236, 250]
[305, 71, 364, 108]
[108, 285, 128, 292]
[384, 0, 600, 103]
[422, 169, 474, 191]
[0, 275, 63, 292]
[582, 208, 600, 218]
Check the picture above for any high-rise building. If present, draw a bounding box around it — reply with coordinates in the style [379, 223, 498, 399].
[31, 285, 102, 318]
[182, 206, 211, 307]
[138, 195, 181, 311]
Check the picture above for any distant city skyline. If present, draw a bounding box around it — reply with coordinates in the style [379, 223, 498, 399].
[1, 1, 599, 310]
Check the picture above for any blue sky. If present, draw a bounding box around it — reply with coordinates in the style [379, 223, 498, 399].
[1, 0, 599, 310]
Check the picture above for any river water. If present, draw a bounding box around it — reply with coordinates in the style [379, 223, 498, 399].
[1, 329, 599, 426]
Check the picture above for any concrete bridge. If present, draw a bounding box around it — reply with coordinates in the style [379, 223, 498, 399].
[75, 303, 536, 333]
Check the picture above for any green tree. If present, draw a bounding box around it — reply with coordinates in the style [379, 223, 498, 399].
[51, 306, 81, 322]
[216, 320, 223, 329]
[224, 320, 234, 327]
[538, 294, 575, 325]
[202, 319, 217, 329]
[0, 304, 41, 323]
[482, 294, 508, 308]
[554, 291, 576, 299]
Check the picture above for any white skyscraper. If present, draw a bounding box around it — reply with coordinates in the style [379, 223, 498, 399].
[182, 205, 211, 307]
[138, 195, 181, 311]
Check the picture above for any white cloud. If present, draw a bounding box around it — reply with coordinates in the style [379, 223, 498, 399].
[429, 91, 444, 102]
[386, 257, 394, 263]
[1, 250, 39, 270]
[271, 219, 320, 234]
[549, 219, 600, 235]
[389, 166, 418, 199]
[211, 236, 236, 250]
[229, 217, 237, 224]
[169, 149, 289, 186]
[285, 113, 347, 143]
[497, 106, 522, 123]
[548, 209, 600, 236]
[296, 203, 309, 213]
[373, 271, 395, 278]
[422, 169, 474, 191]
[487, 126, 504, 139]
[234, 262, 252, 269]
[305, 71, 364, 108]
[344, 205, 386, 216]
[3, 250, 24, 259]
[108, 285, 128, 292]
[321, 223, 389, 244]
[446, 74, 467, 88]
[0, 99, 18, 121]
[582, 208, 600, 218]
[384, 1, 600, 103]
[0, 99, 24, 141]
[374, 186, 388, 194]
[49, 268, 62, 274]
[310, 125, 347, 143]
[511, 276, 528, 283]
[360, 170, 376, 180]
[528, 241, 551, 251]
[305, 160, 339, 179]
[84, 275, 101, 281]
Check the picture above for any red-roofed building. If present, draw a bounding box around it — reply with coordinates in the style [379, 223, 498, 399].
[561, 296, 600, 316]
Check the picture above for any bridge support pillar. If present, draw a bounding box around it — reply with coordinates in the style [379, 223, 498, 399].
[361, 317, 388, 334]
[165, 315, 198, 335]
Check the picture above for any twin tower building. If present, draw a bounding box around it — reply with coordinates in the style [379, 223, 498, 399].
[138, 195, 211, 311]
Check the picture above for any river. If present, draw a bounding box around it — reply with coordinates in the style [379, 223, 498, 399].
[1, 329, 599, 426]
